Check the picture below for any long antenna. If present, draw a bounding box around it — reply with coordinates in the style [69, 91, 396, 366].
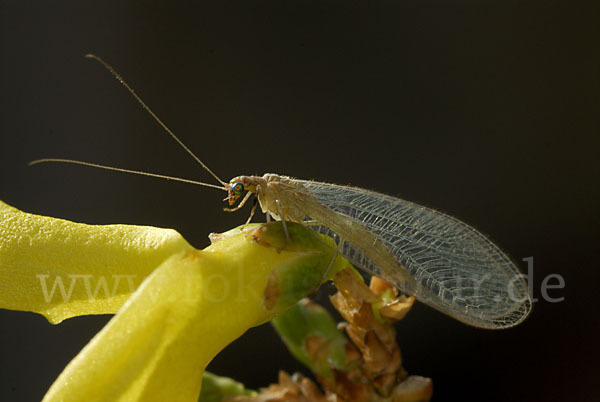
[84, 54, 227, 186]
[29, 158, 226, 191]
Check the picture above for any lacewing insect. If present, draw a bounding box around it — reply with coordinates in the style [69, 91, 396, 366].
[30, 55, 532, 329]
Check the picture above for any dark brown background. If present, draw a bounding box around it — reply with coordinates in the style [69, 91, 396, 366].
[1, 1, 598, 401]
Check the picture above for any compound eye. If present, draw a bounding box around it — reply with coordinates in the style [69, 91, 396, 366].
[231, 182, 244, 196]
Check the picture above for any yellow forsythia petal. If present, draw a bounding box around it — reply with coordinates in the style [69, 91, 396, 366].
[0, 200, 192, 323]
[42, 222, 340, 402]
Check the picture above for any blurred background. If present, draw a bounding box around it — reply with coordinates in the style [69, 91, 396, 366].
[1, 1, 598, 401]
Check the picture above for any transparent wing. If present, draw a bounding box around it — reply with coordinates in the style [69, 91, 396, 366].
[297, 180, 532, 329]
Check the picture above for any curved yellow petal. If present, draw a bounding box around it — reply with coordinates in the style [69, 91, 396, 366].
[42, 222, 347, 402]
[0, 200, 192, 323]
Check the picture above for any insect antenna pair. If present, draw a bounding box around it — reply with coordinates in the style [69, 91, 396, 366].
[29, 55, 252, 215]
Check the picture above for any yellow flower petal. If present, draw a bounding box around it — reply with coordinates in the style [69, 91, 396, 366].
[42, 222, 344, 402]
[0, 200, 192, 323]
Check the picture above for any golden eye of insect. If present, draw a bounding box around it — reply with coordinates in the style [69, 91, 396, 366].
[231, 182, 244, 196]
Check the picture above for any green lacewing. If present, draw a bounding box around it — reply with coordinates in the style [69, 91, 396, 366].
[31, 55, 532, 329]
